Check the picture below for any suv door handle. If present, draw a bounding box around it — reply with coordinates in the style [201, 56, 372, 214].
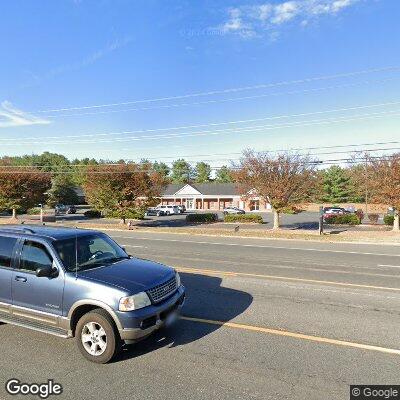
[15, 276, 27, 282]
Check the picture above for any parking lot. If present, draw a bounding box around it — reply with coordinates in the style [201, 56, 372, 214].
[0, 230, 399, 399]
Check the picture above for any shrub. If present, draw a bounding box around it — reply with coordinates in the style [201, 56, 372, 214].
[186, 213, 218, 223]
[106, 209, 145, 220]
[384, 215, 394, 226]
[367, 213, 379, 224]
[27, 207, 41, 215]
[84, 210, 102, 219]
[224, 214, 263, 223]
[324, 214, 361, 225]
[280, 206, 303, 214]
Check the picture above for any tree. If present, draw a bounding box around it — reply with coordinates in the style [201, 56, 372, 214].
[367, 153, 400, 231]
[195, 162, 211, 183]
[153, 161, 170, 179]
[83, 164, 167, 223]
[215, 165, 233, 183]
[171, 159, 194, 183]
[46, 175, 79, 207]
[235, 150, 317, 229]
[0, 168, 51, 218]
[321, 165, 356, 203]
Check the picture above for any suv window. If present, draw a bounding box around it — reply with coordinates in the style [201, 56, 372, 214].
[0, 236, 17, 269]
[20, 241, 53, 272]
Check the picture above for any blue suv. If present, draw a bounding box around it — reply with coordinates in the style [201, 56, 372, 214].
[0, 226, 185, 363]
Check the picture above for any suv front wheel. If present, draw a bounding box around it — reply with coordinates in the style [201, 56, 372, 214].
[76, 309, 120, 363]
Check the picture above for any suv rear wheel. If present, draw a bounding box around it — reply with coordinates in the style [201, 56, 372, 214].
[76, 308, 120, 363]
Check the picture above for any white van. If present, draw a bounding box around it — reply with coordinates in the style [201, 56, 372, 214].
[156, 205, 180, 215]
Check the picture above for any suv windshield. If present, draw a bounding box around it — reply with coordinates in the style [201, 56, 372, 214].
[53, 234, 129, 272]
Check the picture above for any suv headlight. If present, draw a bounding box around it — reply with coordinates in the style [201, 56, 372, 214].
[175, 271, 181, 287]
[119, 292, 151, 311]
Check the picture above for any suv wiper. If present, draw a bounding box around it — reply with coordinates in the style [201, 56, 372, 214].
[106, 256, 130, 264]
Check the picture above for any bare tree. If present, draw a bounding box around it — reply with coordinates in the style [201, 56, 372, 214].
[234, 150, 318, 229]
[367, 153, 400, 231]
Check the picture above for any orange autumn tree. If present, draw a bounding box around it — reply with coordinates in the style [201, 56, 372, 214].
[83, 163, 167, 223]
[234, 150, 318, 229]
[0, 167, 51, 218]
[367, 153, 400, 231]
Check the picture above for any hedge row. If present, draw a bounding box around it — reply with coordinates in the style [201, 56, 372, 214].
[384, 215, 394, 226]
[105, 209, 145, 220]
[186, 213, 218, 223]
[224, 214, 263, 223]
[324, 214, 361, 225]
[84, 210, 102, 218]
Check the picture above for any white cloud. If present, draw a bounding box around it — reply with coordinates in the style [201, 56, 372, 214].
[219, 0, 361, 38]
[272, 2, 299, 24]
[0, 101, 50, 128]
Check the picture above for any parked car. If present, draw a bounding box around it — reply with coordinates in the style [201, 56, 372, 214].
[0, 225, 185, 363]
[54, 204, 67, 215]
[156, 205, 180, 215]
[145, 207, 165, 217]
[66, 205, 77, 214]
[223, 207, 246, 215]
[176, 205, 186, 214]
[323, 207, 346, 220]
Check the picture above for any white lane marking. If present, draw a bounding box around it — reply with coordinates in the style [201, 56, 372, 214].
[112, 235, 400, 257]
[378, 264, 400, 268]
[124, 244, 145, 248]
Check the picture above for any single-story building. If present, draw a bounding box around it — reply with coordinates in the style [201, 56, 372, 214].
[160, 183, 271, 212]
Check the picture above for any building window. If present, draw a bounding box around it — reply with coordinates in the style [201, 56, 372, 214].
[250, 200, 259, 211]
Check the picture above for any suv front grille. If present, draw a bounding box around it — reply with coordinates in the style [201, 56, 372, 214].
[147, 276, 177, 303]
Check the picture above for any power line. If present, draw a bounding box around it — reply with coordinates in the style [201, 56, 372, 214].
[1, 109, 399, 147]
[1, 146, 398, 169]
[32, 65, 400, 113]
[2, 101, 400, 143]
[123, 141, 400, 161]
[41, 77, 400, 118]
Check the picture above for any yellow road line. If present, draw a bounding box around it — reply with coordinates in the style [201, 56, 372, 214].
[176, 266, 400, 292]
[180, 316, 400, 356]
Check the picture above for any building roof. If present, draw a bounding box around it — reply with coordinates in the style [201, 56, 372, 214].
[163, 183, 239, 196]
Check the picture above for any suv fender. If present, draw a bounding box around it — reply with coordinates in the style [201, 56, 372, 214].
[65, 299, 123, 334]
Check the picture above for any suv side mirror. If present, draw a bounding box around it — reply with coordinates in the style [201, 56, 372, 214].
[36, 264, 54, 278]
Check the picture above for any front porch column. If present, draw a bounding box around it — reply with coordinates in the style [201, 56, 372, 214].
[217, 197, 220, 210]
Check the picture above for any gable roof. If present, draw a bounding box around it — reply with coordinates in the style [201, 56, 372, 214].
[162, 183, 239, 196]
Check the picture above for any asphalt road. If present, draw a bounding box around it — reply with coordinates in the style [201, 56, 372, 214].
[1, 231, 400, 399]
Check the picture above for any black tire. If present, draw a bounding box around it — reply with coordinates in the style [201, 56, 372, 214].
[166, 211, 170, 216]
[76, 308, 120, 364]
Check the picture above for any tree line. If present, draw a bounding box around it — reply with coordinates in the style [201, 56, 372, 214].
[0, 151, 398, 230]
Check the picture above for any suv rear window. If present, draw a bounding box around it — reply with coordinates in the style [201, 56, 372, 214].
[0, 236, 17, 268]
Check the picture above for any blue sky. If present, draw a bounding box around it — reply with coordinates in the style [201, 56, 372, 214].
[0, 0, 399, 166]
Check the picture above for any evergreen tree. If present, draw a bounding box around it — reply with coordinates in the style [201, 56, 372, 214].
[322, 165, 354, 203]
[171, 159, 193, 183]
[215, 165, 233, 183]
[153, 161, 170, 178]
[46, 175, 79, 206]
[195, 162, 211, 183]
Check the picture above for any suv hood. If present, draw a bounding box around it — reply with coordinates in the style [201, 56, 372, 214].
[78, 257, 174, 293]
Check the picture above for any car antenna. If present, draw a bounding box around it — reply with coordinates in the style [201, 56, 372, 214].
[75, 227, 78, 280]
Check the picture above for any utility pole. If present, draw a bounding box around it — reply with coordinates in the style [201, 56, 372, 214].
[364, 154, 368, 217]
